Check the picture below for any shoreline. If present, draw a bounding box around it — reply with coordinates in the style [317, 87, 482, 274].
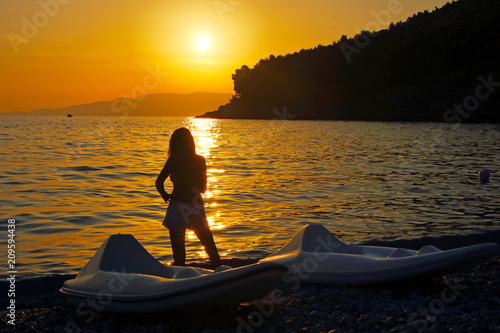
[4, 229, 500, 283]
[1, 256, 498, 332]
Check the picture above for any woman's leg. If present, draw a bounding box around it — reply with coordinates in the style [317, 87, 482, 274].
[193, 226, 221, 269]
[169, 230, 186, 266]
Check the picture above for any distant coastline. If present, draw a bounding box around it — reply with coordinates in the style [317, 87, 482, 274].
[0, 92, 232, 117]
[198, 0, 500, 123]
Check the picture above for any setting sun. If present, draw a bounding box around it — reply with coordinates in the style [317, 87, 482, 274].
[196, 35, 210, 51]
[0, 0, 452, 113]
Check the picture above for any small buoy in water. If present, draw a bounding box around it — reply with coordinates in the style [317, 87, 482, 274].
[478, 170, 490, 183]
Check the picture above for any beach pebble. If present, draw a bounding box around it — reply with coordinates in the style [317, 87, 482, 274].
[53, 327, 66, 333]
[200, 329, 223, 333]
[151, 324, 170, 333]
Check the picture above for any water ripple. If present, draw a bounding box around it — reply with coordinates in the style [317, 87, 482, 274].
[1, 116, 499, 279]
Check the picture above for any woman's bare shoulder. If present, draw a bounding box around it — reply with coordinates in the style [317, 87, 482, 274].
[164, 156, 174, 167]
[195, 154, 206, 162]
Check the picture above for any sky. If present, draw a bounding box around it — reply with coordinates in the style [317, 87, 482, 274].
[0, 0, 450, 113]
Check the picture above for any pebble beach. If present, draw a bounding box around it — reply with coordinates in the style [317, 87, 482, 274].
[1, 256, 499, 333]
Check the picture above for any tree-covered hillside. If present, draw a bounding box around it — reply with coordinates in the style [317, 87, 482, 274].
[200, 0, 500, 122]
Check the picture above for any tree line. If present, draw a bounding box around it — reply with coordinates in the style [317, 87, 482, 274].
[200, 0, 500, 123]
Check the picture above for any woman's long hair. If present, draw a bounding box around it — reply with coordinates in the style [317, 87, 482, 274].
[168, 127, 196, 157]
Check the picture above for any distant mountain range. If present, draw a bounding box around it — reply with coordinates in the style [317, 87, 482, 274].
[1, 92, 232, 117]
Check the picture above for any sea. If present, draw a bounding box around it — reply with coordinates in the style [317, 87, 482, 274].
[1, 116, 500, 281]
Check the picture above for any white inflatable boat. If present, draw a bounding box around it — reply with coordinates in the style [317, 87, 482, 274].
[60, 234, 287, 313]
[259, 224, 500, 285]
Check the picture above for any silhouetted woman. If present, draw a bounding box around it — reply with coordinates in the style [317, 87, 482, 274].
[156, 128, 221, 269]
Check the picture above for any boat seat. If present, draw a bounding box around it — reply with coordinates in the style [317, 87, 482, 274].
[214, 265, 232, 272]
[388, 248, 416, 258]
[417, 245, 441, 255]
[78, 234, 174, 278]
[173, 267, 204, 279]
[300, 224, 344, 252]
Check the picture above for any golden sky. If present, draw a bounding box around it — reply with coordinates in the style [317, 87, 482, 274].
[0, 0, 449, 113]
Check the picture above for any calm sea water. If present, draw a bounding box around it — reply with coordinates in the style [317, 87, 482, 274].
[1, 116, 499, 280]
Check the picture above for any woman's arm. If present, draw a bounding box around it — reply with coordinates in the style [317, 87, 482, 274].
[155, 159, 171, 204]
[198, 155, 207, 194]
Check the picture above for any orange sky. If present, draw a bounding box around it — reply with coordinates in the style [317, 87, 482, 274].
[0, 0, 450, 113]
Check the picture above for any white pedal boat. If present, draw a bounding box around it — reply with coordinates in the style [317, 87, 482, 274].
[60, 234, 287, 313]
[259, 224, 500, 285]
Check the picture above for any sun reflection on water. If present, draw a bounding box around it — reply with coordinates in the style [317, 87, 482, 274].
[6, 117, 497, 280]
[185, 118, 220, 158]
[182, 118, 227, 257]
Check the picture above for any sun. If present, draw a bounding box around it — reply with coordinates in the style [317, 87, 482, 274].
[195, 35, 210, 51]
